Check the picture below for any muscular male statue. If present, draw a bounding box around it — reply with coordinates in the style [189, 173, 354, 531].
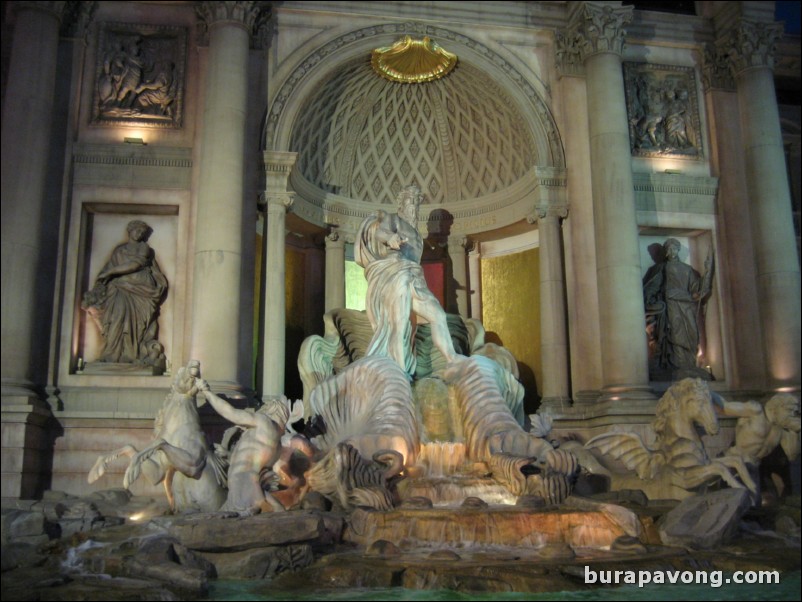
[355, 184, 458, 375]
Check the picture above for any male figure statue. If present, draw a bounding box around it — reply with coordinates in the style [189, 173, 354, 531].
[642, 238, 713, 379]
[355, 184, 458, 375]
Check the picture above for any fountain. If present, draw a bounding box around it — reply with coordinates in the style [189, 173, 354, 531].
[2, 187, 798, 600]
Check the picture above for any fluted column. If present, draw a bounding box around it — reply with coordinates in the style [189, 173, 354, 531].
[261, 151, 297, 399]
[192, 2, 263, 391]
[724, 20, 801, 389]
[447, 235, 469, 318]
[529, 205, 571, 412]
[467, 243, 482, 321]
[567, 2, 651, 400]
[324, 231, 345, 312]
[1, 1, 64, 400]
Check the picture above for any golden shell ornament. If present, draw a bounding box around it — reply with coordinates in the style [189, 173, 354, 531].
[371, 36, 457, 83]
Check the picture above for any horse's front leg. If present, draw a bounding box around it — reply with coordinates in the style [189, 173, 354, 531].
[714, 456, 758, 493]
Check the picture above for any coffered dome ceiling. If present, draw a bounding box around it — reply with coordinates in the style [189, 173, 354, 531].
[290, 59, 538, 206]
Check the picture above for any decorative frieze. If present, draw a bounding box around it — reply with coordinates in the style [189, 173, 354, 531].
[623, 63, 703, 159]
[92, 22, 187, 129]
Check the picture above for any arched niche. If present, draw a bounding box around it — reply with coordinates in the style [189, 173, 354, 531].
[263, 22, 566, 240]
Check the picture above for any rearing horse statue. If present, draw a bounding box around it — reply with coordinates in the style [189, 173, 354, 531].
[88, 360, 226, 512]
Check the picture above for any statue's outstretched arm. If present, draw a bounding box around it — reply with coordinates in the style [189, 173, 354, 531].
[200, 382, 257, 428]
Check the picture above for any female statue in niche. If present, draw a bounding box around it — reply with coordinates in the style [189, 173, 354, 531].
[82, 220, 168, 365]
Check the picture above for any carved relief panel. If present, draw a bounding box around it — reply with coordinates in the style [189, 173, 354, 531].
[92, 22, 187, 128]
[623, 63, 703, 159]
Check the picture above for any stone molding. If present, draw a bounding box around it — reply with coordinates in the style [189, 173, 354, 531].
[72, 144, 193, 188]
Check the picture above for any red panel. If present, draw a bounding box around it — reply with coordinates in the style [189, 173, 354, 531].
[422, 261, 445, 308]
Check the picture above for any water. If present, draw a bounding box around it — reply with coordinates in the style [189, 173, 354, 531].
[208, 570, 801, 601]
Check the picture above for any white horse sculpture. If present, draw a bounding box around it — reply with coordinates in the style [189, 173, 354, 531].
[88, 360, 226, 512]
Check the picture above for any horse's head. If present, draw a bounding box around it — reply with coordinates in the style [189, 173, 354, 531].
[655, 378, 718, 439]
[681, 378, 719, 436]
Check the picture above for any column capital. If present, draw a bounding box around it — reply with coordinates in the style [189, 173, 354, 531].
[325, 230, 345, 249]
[196, 1, 268, 32]
[263, 149, 298, 184]
[720, 20, 783, 77]
[564, 2, 633, 63]
[261, 192, 294, 213]
[526, 203, 569, 224]
[446, 235, 469, 254]
[701, 43, 736, 92]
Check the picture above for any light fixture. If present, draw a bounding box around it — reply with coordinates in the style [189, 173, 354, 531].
[124, 137, 146, 145]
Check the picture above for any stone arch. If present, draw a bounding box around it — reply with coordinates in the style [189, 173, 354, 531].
[264, 22, 565, 173]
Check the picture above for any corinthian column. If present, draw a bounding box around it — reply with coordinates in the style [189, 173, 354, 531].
[192, 2, 263, 392]
[567, 2, 651, 401]
[724, 20, 801, 389]
[324, 231, 345, 312]
[261, 151, 297, 399]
